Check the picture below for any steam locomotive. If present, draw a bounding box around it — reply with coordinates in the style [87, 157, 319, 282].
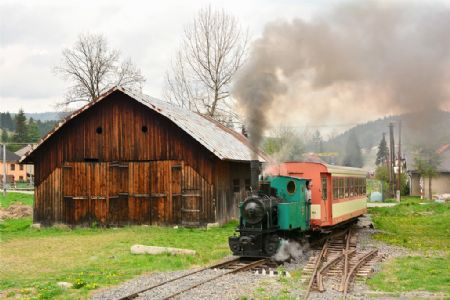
[229, 161, 367, 258]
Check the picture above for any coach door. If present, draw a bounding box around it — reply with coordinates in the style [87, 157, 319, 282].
[321, 174, 332, 224]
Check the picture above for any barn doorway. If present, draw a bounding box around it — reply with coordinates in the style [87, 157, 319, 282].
[61, 161, 211, 226]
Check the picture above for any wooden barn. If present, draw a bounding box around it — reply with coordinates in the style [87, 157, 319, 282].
[21, 86, 268, 227]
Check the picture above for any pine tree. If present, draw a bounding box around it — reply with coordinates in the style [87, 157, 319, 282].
[9, 109, 28, 151]
[3, 112, 14, 131]
[343, 132, 363, 167]
[1, 129, 8, 143]
[312, 130, 324, 153]
[375, 133, 389, 166]
[27, 118, 41, 142]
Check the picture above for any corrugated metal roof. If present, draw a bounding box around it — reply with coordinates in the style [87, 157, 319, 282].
[21, 86, 269, 163]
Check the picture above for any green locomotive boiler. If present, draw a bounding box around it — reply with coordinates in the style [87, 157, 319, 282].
[228, 175, 311, 257]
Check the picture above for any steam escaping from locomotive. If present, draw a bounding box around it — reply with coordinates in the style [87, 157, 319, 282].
[273, 239, 307, 262]
[233, 1, 450, 147]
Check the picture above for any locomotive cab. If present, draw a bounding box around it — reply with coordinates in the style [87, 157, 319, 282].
[229, 176, 310, 257]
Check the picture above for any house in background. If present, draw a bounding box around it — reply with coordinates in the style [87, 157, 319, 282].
[21, 86, 269, 227]
[0, 147, 27, 183]
[15, 144, 36, 184]
[408, 143, 450, 197]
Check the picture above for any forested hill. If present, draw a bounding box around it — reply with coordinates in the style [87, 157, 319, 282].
[324, 110, 450, 162]
[0, 111, 59, 151]
[24, 112, 60, 122]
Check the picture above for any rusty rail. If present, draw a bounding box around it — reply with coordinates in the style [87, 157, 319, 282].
[339, 229, 353, 292]
[316, 249, 356, 292]
[162, 258, 269, 299]
[304, 238, 329, 300]
[342, 249, 378, 298]
[115, 257, 242, 300]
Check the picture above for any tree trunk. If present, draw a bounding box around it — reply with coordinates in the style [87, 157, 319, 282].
[428, 176, 432, 200]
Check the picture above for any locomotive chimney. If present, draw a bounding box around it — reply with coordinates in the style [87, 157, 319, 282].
[250, 160, 260, 193]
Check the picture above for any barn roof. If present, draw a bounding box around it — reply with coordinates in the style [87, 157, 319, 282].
[20, 86, 269, 163]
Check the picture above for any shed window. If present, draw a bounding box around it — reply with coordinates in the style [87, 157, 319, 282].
[142, 126, 148, 133]
[10, 164, 15, 171]
[233, 179, 240, 193]
[96, 126, 103, 134]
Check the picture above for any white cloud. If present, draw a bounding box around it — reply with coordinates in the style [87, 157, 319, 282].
[0, 0, 326, 113]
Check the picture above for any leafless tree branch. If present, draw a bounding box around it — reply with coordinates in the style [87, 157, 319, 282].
[164, 6, 248, 127]
[54, 33, 145, 109]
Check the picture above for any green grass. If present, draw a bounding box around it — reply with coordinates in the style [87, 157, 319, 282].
[368, 256, 450, 293]
[369, 197, 449, 251]
[0, 193, 238, 299]
[0, 192, 34, 208]
[367, 196, 450, 294]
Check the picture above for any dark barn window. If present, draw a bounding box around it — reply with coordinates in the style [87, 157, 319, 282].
[96, 126, 103, 134]
[233, 179, 240, 193]
[142, 125, 148, 133]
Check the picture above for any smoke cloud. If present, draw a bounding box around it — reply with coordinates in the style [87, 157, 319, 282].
[273, 239, 307, 262]
[233, 1, 450, 148]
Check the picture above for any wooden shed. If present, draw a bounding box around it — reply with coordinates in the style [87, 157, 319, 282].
[21, 87, 268, 227]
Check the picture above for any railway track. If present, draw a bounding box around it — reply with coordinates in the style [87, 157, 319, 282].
[115, 257, 273, 300]
[303, 228, 380, 299]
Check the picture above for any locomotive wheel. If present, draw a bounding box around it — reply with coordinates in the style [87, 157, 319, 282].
[264, 234, 280, 256]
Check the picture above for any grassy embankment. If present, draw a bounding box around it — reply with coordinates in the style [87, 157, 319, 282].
[0, 192, 236, 299]
[367, 196, 450, 293]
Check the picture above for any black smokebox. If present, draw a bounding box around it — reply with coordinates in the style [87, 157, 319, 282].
[250, 160, 260, 193]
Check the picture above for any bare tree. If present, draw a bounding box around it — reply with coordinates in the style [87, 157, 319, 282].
[55, 33, 145, 108]
[165, 6, 248, 125]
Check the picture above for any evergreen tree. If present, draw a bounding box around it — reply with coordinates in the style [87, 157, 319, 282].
[0, 112, 14, 131]
[1, 129, 8, 143]
[375, 133, 389, 166]
[27, 118, 41, 143]
[312, 130, 324, 153]
[9, 109, 28, 151]
[342, 132, 363, 167]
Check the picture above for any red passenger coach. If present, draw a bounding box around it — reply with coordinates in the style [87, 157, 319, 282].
[264, 162, 367, 229]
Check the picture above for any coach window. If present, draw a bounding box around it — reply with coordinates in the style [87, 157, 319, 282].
[333, 178, 338, 199]
[363, 178, 367, 194]
[360, 178, 364, 195]
[321, 177, 327, 200]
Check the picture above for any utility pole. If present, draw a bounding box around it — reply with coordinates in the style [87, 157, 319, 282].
[396, 121, 402, 202]
[388, 122, 395, 198]
[2, 143, 6, 197]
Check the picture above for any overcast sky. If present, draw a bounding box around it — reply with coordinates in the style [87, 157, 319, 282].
[0, 0, 331, 114]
